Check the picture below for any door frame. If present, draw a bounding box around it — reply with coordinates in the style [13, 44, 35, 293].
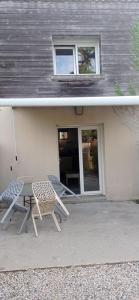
[57, 124, 105, 195]
[78, 125, 105, 195]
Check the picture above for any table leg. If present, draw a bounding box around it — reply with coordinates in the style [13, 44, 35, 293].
[23, 196, 26, 206]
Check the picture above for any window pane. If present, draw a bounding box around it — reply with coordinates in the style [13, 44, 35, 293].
[55, 48, 75, 75]
[81, 129, 99, 191]
[78, 47, 96, 74]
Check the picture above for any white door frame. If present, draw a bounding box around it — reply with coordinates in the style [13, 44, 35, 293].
[57, 125, 105, 195]
[78, 125, 104, 195]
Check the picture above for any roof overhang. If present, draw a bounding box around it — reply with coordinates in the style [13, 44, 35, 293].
[0, 96, 139, 107]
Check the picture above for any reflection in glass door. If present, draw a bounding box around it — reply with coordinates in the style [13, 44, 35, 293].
[79, 128, 101, 194]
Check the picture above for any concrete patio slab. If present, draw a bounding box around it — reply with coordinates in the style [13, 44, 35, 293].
[0, 201, 139, 271]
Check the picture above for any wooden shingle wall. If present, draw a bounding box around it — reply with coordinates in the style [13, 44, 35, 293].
[0, 0, 139, 98]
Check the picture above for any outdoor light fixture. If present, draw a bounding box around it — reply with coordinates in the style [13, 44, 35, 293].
[74, 106, 84, 115]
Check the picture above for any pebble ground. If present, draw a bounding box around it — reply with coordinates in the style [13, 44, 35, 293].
[0, 262, 139, 300]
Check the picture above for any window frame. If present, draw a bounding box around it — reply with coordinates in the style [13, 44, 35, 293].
[53, 46, 76, 75]
[53, 41, 100, 76]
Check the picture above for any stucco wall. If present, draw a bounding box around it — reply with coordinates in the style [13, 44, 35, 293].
[11, 106, 139, 201]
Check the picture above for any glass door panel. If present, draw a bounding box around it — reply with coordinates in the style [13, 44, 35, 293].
[58, 128, 80, 194]
[81, 129, 100, 192]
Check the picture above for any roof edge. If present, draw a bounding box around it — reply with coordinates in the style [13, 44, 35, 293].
[0, 96, 139, 107]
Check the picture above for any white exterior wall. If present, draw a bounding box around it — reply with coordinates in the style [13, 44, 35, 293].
[0, 107, 16, 190]
[8, 106, 139, 201]
[0, 106, 138, 200]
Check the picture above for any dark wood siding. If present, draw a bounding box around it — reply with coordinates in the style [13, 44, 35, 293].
[0, 0, 139, 98]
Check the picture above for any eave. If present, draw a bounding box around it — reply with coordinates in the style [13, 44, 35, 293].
[0, 96, 139, 107]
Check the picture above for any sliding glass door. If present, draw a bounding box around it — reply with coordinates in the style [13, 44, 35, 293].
[58, 126, 104, 195]
[79, 126, 103, 194]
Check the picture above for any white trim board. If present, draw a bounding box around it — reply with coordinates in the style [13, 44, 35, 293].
[0, 96, 139, 107]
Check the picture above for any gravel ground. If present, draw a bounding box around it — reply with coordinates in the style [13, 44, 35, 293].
[0, 262, 139, 300]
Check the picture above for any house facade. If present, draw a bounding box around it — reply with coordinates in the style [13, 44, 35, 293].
[0, 0, 139, 200]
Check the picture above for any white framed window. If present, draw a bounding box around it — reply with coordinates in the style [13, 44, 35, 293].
[54, 46, 76, 75]
[53, 41, 100, 75]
